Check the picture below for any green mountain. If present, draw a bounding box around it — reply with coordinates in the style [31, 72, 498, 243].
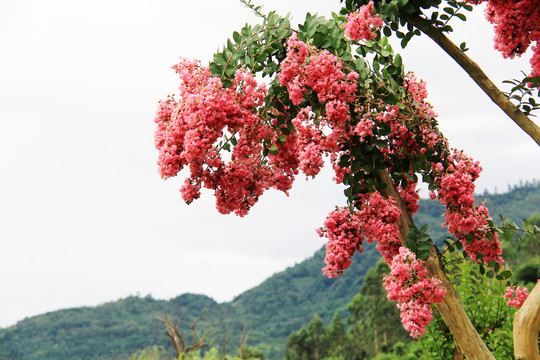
[1, 182, 538, 360]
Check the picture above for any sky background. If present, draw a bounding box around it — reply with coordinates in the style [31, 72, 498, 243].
[1, 0, 539, 328]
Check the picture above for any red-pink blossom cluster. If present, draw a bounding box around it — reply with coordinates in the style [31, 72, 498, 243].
[317, 207, 364, 278]
[383, 247, 446, 338]
[291, 107, 327, 177]
[431, 150, 503, 265]
[357, 191, 402, 263]
[398, 181, 421, 215]
[376, 74, 443, 160]
[468, 0, 540, 78]
[278, 36, 360, 181]
[343, 1, 384, 41]
[278, 34, 359, 106]
[504, 285, 529, 308]
[353, 117, 375, 141]
[154, 58, 299, 216]
[318, 191, 402, 277]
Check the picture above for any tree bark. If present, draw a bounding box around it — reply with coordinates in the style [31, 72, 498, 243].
[376, 169, 495, 359]
[406, 14, 540, 147]
[514, 283, 540, 360]
[454, 345, 465, 360]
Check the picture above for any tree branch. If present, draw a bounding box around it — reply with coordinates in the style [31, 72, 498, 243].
[406, 14, 540, 146]
[513, 282, 540, 360]
[376, 169, 495, 360]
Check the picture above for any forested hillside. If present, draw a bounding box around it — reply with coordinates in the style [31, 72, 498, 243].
[0, 182, 538, 360]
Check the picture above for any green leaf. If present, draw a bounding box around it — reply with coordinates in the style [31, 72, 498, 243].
[488, 260, 499, 271]
[405, 237, 417, 252]
[224, 64, 236, 77]
[209, 62, 222, 76]
[418, 224, 429, 235]
[213, 53, 227, 65]
[418, 249, 430, 260]
[269, 144, 278, 155]
[455, 13, 466, 21]
[394, 53, 402, 68]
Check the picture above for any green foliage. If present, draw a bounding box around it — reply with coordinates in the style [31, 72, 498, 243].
[125, 346, 165, 360]
[231, 243, 381, 358]
[346, 260, 409, 359]
[209, 7, 291, 87]
[326, 314, 347, 359]
[500, 210, 540, 269]
[503, 75, 540, 117]
[404, 224, 433, 260]
[514, 262, 540, 284]
[419, 255, 515, 359]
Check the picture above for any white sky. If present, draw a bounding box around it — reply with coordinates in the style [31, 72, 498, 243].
[0, 0, 538, 328]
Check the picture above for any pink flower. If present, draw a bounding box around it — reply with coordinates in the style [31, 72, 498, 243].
[383, 247, 446, 338]
[357, 192, 402, 263]
[505, 286, 529, 308]
[467, 0, 540, 82]
[319, 207, 364, 278]
[154, 58, 300, 216]
[430, 149, 503, 266]
[343, 1, 384, 41]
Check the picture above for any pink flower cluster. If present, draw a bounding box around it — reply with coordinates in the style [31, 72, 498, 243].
[278, 34, 359, 106]
[291, 107, 330, 178]
[376, 74, 443, 161]
[431, 150, 503, 265]
[353, 117, 375, 141]
[383, 247, 446, 338]
[398, 181, 421, 215]
[154, 58, 299, 216]
[469, 0, 540, 78]
[318, 191, 402, 277]
[278, 35, 360, 180]
[317, 207, 364, 278]
[343, 1, 384, 41]
[504, 286, 529, 308]
[357, 191, 402, 263]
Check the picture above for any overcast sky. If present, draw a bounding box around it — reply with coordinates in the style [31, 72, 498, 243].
[0, 0, 538, 328]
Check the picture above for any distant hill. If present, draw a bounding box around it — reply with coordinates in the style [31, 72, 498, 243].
[0, 182, 538, 360]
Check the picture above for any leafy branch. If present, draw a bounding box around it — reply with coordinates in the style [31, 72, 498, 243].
[503, 74, 540, 117]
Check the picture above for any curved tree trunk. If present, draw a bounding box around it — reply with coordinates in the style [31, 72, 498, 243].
[377, 169, 496, 359]
[406, 14, 540, 147]
[514, 283, 540, 360]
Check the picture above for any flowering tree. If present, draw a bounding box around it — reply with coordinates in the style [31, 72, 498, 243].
[153, 0, 540, 359]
